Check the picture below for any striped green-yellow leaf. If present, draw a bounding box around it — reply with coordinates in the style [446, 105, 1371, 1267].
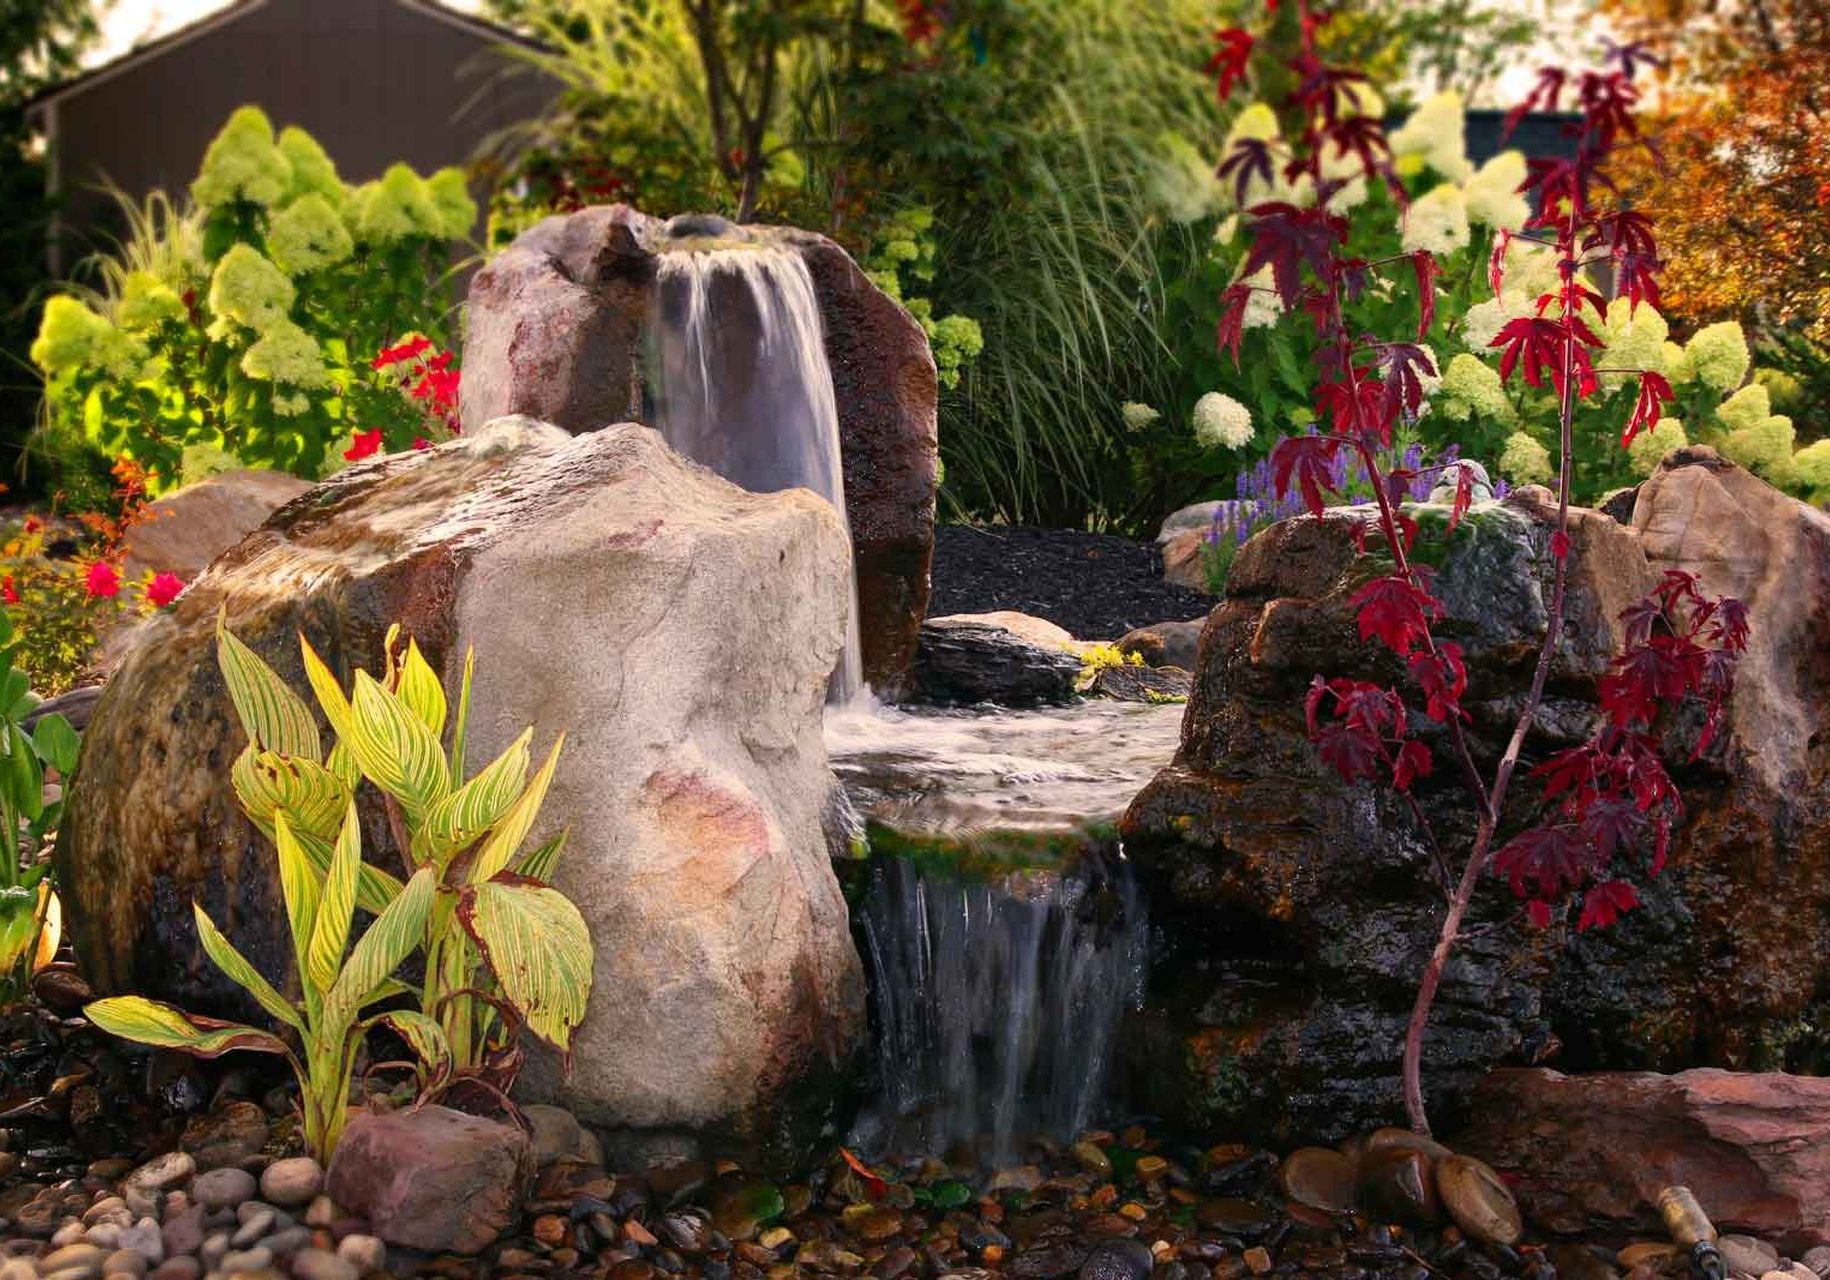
[298, 634, 354, 744]
[192, 904, 304, 1034]
[305, 802, 362, 996]
[515, 828, 569, 884]
[361, 1008, 452, 1093]
[84, 997, 291, 1059]
[217, 616, 320, 760]
[272, 810, 321, 973]
[344, 672, 450, 819]
[232, 748, 349, 843]
[290, 826, 403, 918]
[394, 639, 447, 739]
[468, 735, 564, 884]
[414, 729, 531, 870]
[458, 877, 592, 1050]
[326, 866, 435, 1024]
[449, 647, 475, 788]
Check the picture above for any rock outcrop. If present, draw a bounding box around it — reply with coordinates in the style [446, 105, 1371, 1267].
[59, 420, 867, 1168]
[122, 469, 312, 582]
[1457, 1068, 1830, 1250]
[461, 206, 938, 696]
[1119, 448, 1830, 1144]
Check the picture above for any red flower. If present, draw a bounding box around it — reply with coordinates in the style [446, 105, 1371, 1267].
[22, 517, 41, 535]
[372, 336, 432, 370]
[413, 437, 432, 451]
[344, 429, 384, 462]
[1, 576, 17, 605]
[144, 572, 186, 609]
[85, 561, 121, 599]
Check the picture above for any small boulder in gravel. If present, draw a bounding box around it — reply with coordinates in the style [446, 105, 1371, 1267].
[334, 1235, 385, 1273]
[159, 1207, 204, 1259]
[258, 1157, 323, 1208]
[290, 1249, 357, 1280]
[191, 1169, 256, 1213]
[326, 1105, 532, 1255]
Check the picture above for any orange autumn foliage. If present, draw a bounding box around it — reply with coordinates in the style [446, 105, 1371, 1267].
[1603, 0, 1830, 344]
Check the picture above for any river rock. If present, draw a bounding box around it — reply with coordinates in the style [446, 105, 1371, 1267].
[1121, 450, 1830, 1142]
[461, 205, 938, 695]
[912, 618, 1082, 707]
[1086, 663, 1190, 703]
[1159, 530, 1211, 592]
[58, 419, 867, 1168]
[1157, 502, 1224, 546]
[1456, 1067, 1830, 1248]
[1116, 619, 1207, 670]
[121, 470, 312, 583]
[257, 1157, 321, 1207]
[326, 1106, 531, 1255]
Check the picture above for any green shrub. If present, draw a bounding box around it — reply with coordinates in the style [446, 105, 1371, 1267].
[32, 108, 472, 494]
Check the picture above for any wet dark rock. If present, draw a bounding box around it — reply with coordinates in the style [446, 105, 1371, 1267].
[1357, 1147, 1439, 1225]
[1086, 663, 1190, 703]
[1278, 1148, 1358, 1213]
[1123, 453, 1830, 1142]
[1436, 1154, 1522, 1247]
[1077, 1239, 1154, 1280]
[912, 619, 1082, 707]
[178, 1104, 267, 1172]
[1115, 620, 1207, 670]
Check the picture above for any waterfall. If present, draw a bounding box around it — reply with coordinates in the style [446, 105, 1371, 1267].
[651, 244, 864, 702]
[850, 850, 1149, 1162]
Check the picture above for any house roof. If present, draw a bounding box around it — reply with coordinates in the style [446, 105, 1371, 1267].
[27, 0, 542, 116]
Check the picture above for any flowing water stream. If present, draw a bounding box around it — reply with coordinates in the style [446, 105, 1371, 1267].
[651, 240, 864, 702]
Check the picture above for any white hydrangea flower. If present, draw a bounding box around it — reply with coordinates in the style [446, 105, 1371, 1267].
[1463, 150, 1529, 229]
[267, 193, 354, 275]
[191, 106, 291, 210]
[1438, 353, 1516, 424]
[1193, 392, 1254, 450]
[1237, 265, 1284, 329]
[1462, 297, 1513, 351]
[1498, 431, 1553, 486]
[1662, 340, 1695, 385]
[1716, 383, 1772, 433]
[1153, 134, 1226, 223]
[1686, 321, 1751, 392]
[1628, 417, 1686, 476]
[1401, 184, 1471, 256]
[1122, 402, 1161, 431]
[240, 318, 330, 388]
[207, 244, 296, 334]
[1389, 90, 1473, 184]
[1599, 297, 1669, 388]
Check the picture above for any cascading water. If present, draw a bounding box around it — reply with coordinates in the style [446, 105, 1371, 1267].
[651, 238, 864, 702]
[849, 849, 1149, 1162]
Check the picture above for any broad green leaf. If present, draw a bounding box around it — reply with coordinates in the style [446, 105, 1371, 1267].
[217, 617, 320, 759]
[272, 810, 321, 971]
[84, 996, 291, 1059]
[326, 866, 435, 1024]
[32, 715, 79, 775]
[415, 729, 530, 870]
[361, 1008, 452, 1093]
[449, 648, 475, 789]
[394, 639, 447, 739]
[298, 635, 354, 744]
[232, 748, 349, 843]
[305, 802, 362, 997]
[468, 736, 564, 884]
[5, 732, 42, 822]
[459, 877, 592, 1050]
[193, 904, 305, 1034]
[344, 672, 449, 819]
[515, 828, 569, 884]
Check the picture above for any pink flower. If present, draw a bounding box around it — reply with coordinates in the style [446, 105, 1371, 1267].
[144, 572, 185, 609]
[344, 429, 384, 462]
[85, 561, 120, 599]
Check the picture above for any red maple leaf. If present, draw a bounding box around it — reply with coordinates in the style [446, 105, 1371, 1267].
[1216, 284, 1253, 366]
[1408, 643, 1467, 723]
[1488, 229, 1512, 297]
[1208, 27, 1254, 102]
[1219, 137, 1276, 207]
[1621, 370, 1673, 447]
[1240, 203, 1348, 311]
[1270, 433, 1341, 517]
[1349, 573, 1440, 656]
[1576, 879, 1639, 930]
[1410, 251, 1442, 340]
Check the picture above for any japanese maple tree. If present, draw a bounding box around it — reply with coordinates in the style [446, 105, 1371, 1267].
[1209, 4, 1748, 1132]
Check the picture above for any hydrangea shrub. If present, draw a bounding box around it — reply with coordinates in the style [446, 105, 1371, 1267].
[32, 108, 474, 493]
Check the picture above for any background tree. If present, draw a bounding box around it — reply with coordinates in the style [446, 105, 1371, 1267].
[1604, 0, 1830, 418]
[0, 0, 102, 496]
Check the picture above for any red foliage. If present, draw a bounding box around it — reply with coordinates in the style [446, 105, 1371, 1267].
[1209, 27, 1255, 103]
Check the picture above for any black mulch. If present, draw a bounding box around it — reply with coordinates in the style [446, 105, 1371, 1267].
[925, 524, 1215, 642]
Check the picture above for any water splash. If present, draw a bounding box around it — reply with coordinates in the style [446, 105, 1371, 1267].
[652, 244, 864, 701]
[850, 850, 1148, 1163]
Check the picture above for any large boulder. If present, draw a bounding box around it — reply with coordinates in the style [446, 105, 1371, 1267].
[121, 469, 313, 582]
[1119, 448, 1830, 1144]
[1456, 1067, 1830, 1250]
[461, 205, 938, 696]
[59, 419, 867, 1168]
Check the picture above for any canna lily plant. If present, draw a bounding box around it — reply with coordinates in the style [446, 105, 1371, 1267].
[87, 804, 442, 1160]
[216, 616, 591, 1076]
